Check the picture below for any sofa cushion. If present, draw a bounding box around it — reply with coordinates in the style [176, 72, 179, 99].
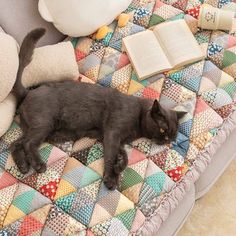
[195, 128, 236, 199]
[0, 31, 19, 103]
[0, 93, 17, 137]
[0, 0, 64, 46]
[22, 41, 79, 87]
[157, 183, 195, 236]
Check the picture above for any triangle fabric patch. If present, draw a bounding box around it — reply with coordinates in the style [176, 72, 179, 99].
[160, 78, 196, 109]
[55, 180, 101, 226]
[0, 205, 51, 235]
[98, 47, 130, 80]
[99, 64, 132, 94]
[0, 168, 18, 190]
[74, 37, 94, 61]
[131, 2, 156, 28]
[90, 208, 137, 236]
[0, 183, 18, 228]
[42, 205, 86, 235]
[190, 98, 224, 139]
[109, 22, 145, 51]
[22, 157, 68, 200]
[168, 61, 204, 93]
[78, 48, 105, 82]
[138, 160, 175, 205]
[88, 183, 134, 227]
[55, 158, 101, 200]
[3, 183, 51, 226]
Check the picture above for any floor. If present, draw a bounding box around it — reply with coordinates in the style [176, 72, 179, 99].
[177, 157, 236, 236]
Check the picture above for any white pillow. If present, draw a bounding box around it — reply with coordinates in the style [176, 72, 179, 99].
[38, 0, 132, 37]
[0, 32, 19, 103]
[0, 93, 17, 137]
[22, 41, 79, 87]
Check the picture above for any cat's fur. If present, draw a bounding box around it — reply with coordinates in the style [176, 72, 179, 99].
[12, 28, 186, 190]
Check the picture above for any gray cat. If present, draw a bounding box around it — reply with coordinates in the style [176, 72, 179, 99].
[12, 29, 186, 190]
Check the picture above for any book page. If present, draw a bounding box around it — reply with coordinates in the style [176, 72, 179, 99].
[153, 20, 204, 67]
[122, 30, 172, 80]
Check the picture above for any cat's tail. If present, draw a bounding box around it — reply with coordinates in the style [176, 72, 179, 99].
[13, 28, 46, 104]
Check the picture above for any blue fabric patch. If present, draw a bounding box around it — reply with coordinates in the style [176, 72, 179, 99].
[171, 132, 189, 157]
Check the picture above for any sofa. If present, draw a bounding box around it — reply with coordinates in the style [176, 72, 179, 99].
[0, 1, 236, 235]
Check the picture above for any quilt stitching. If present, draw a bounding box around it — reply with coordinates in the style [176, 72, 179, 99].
[0, 0, 236, 235]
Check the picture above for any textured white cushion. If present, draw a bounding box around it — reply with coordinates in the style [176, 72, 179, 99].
[0, 32, 19, 103]
[0, 93, 17, 137]
[38, 0, 132, 37]
[22, 41, 79, 87]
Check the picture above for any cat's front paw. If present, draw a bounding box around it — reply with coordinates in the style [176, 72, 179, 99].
[114, 154, 128, 174]
[103, 174, 119, 190]
[31, 160, 47, 173]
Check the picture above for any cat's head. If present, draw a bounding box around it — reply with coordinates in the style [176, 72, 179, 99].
[144, 100, 186, 145]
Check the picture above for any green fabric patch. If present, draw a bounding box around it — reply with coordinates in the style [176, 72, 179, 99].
[39, 144, 53, 162]
[71, 38, 79, 48]
[102, 32, 113, 46]
[222, 50, 236, 68]
[120, 168, 143, 191]
[168, 13, 185, 21]
[221, 82, 236, 99]
[169, 70, 184, 83]
[9, 121, 20, 130]
[149, 14, 165, 27]
[13, 190, 35, 214]
[80, 168, 101, 187]
[56, 192, 76, 212]
[87, 143, 103, 165]
[116, 208, 136, 230]
[145, 172, 166, 195]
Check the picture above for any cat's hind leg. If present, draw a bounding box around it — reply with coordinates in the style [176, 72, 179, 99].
[23, 125, 52, 173]
[11, 136, 30, 174]
[12, 112, 53, 174]
[11, 116, 30, 174]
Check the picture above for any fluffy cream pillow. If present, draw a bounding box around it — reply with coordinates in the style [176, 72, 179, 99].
[38, 0, 132, 37]
[22, 41, 79, 87]
[0, 32, 19, 102]
[0, 93, 17, 137]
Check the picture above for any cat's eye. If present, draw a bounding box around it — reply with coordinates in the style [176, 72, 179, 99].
[160, 128, 165, 133]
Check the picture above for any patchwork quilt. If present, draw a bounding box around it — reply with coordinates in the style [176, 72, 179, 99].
[1, 0, 236, 235]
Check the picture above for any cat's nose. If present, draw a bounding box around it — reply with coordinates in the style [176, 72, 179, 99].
[165, 136, 169, 141]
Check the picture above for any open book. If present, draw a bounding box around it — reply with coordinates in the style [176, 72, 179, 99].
[122, 19, 205, 80]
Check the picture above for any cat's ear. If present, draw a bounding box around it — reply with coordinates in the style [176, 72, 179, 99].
[151, 100, 163, 118]
[176, 111, 187, 120]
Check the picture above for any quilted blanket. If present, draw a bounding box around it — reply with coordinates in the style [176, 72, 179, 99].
[1, 0, 236, 235]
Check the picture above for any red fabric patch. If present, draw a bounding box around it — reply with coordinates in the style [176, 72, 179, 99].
[87, 230, 96, 236]
[149, 149, 169, 170]
[128, 148, 146, 165]
[18, 215, 43, 236]
[0, 171, 18, 190]
[142, 87, 160, 100]
[118, 53, 130, 69]
[167, 166, 185, 181]
[172, 0, 188, 11]
[75, 49, 87, 61]
[186, 5, 201, 19]
[215, 103, 234, 119]
[39, 179, 60, 200]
